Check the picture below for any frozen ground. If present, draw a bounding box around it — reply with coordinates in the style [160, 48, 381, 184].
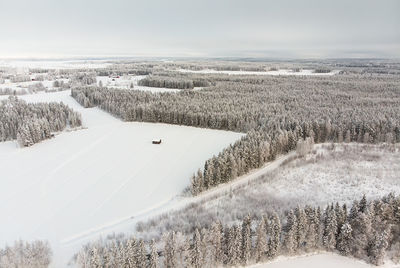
[247, 252, 399, 268]
[0, 90, 243, 266]
[178, 68, 341, 76]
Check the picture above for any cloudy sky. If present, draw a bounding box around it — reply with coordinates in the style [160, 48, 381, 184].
[0, 0, 399, 58]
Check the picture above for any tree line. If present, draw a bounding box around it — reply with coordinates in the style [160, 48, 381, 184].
[138, 75, 210, 89]
[0, 240, 52, 268]
[0, 96, 82, 147]
[75, 194, 400, 267]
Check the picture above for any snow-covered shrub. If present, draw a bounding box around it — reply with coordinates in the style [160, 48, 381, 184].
[296, 137, 314, 157]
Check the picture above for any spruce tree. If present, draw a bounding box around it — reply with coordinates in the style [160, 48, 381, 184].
[137, 240, 147, 267]
[337, 222, 352, 256]
[268, 212, 281, 259]
[369, 228, 390, 266]
[241, 215, 252, 265]
[255, 220, 267, 262]
[323, 208, 338, 250]
[210, 221, 223, 266]
[284, 210, 297, 254]
[163, 232, 177, 268]
[191, 229, 203, 268]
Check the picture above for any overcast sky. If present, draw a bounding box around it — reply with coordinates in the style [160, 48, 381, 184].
[0, 0, 399, 58]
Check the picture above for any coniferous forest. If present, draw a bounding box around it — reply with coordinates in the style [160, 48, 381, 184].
[71, 73, 400, 195]
[76, 194, 400, 267]
[0, 96, 82, 146]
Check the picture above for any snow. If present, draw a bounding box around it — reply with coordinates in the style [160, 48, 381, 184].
[0, 59, 111, 69]
[178, 68, 341, 76]
[0, 78, 69, 94]
[199, 143, 400, 218]
[0, 90, 244, 266]
[96, 75, 182, 93]
[263, 144, 400, 206]
[247, 252, 399, 268]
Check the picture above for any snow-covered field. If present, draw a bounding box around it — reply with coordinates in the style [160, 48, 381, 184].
[0, 90, 243, 266]
[266, 144, 400, 205]
[248, 252, 398, 268]
[178, 68, 341, 76]
[204, 143, 400, 216]
[0, 78, 69, 94]
[0, 59, 111, 69]
[96, 75, 182, 92]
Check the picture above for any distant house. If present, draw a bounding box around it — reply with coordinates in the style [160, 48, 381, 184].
[152, 139, 162, 144]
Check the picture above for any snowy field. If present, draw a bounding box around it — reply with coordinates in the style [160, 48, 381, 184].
[0, 77, 69, 94]
[0, 90, 243, 266]
[203, 143, 400, 218]
[265, 144, 400, 205]
[96, 75, 182, 92]
[248, 252, 399, 268]
[178, 68, 341, 76]
[0, 59, 111, 69]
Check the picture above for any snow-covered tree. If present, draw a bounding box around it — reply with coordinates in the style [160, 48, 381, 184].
[337, 222, 352, 256]
[255, 219, 267, 262]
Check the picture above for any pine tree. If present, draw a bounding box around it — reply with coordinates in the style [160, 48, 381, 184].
[304, 207, 318, 250]
[335, 202, 346, 235]
[191, 229, 203, 268]
[210, 221, 223, 266]
[148, 240, 159, 268]
[337, 222, 352, 255]
[315, 207, 323, 248]
[227, 226, 242, 266]
[89, 246, 102, 268]
[350, 210, 372, 258]
[323, 208, 338, 250]
[241, 215, 252, 265]
[284, 210, 297, 254]
[369, 228, 390, 265]
[182, 237, 192, 268]
[268, 212, 281, 259]
[163, 232, 177, 268]
[200, 228, 210, 267]
[234, 226, 243, 265]
[191, 173, 199, 196]
[255, 220, 267, 262]
[196, 169, 204, 193]
[137, 240, 147, 267]
[115, 242, 125, 267]
[295, 207, 308, 251]
[203, 160, 214, 189]
[360, 194, 368, 213]
[126, 238, 137, 268]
